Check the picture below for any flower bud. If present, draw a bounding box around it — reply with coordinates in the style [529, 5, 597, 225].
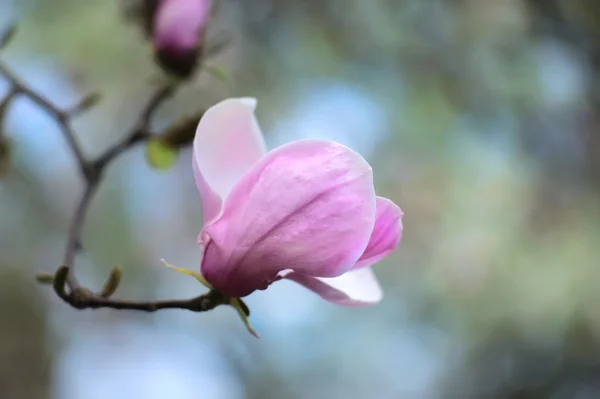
[152, 0, 212, 78]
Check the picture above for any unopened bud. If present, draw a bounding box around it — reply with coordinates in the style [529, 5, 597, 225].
[152, 0, 212, 78]
[53, 265, 70, 301]
[99, 266, 122, 298]
[35, 272, 55, 284]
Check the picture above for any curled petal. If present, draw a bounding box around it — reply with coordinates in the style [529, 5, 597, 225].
[193, 98, 267, 226]
[201, 139, 376, 297]
[282, 268, 383, 306]
[353, 196, 403, 269]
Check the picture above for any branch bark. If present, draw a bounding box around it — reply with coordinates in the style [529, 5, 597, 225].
[0, 24, 239, 316]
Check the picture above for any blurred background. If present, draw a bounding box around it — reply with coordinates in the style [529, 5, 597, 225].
[1, 0, 600, 398]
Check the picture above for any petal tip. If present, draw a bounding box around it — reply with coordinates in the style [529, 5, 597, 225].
[235, 97, 257, 110]
[343, 285, 383, 307]
[283, 268, 383, 307]
[206, 97, 257, 116]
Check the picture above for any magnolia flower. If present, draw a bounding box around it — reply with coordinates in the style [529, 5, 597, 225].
[165, 98, 403, 336]
[152, 0, 212, 78]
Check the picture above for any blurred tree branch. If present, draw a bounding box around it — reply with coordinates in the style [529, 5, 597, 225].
[0, 24, 237, 315]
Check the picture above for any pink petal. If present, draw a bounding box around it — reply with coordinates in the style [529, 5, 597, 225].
[281, 268, 383, 306]
[201, 139, 376, 297]
[193, 98, 267, 226]
[353, 196, 403, 269]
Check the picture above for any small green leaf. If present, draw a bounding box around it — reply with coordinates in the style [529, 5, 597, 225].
[99, 266, 122, 298]
[230, 297, 259, 338]
[160, 259, 212, 289]
[204, 65, 233, 93]
[145, 139, 178, 170]
[35, 272, 55, 284]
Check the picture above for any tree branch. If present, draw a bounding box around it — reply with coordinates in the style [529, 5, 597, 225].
[63, 182, 98, 288]
[0, 24, 241, 316]
[93, 83, 174, 170]
[50, 265, 227, 312]
[0, 60, 90, 177]
[61, 84, 175, 290]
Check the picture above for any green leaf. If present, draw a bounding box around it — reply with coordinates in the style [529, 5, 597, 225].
[99, 266, 122, 298]
[204, 65, 233, 94]
[145, 139, 178, 170]
[230, 297, 259, 338]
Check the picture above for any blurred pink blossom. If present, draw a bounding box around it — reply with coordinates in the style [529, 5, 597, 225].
[152, 0, 212, 77]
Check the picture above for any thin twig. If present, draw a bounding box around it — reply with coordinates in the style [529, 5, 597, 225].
[94, 84, 174, 169]
[63, 183, 98, 289]
[36, 264, 227, 311]
[49, 265, 227, 312]
[0, 24, 237, 315]
[0, 61, 89, 177]
[62, 84, 175, 290]
[78, 294, 225, 312]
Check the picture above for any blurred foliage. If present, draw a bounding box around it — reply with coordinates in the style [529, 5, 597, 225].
[1, 0, 600, 398]
[0, 269, 51, 399]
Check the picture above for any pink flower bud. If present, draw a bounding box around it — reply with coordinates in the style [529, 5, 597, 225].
[152, 0, 212, 77]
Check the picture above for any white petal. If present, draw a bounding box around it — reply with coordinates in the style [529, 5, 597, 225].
[282, 267, 383, 307]
[192, 97, 267, 225]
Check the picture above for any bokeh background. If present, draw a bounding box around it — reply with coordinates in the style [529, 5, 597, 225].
[1, 0, 600, 398]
